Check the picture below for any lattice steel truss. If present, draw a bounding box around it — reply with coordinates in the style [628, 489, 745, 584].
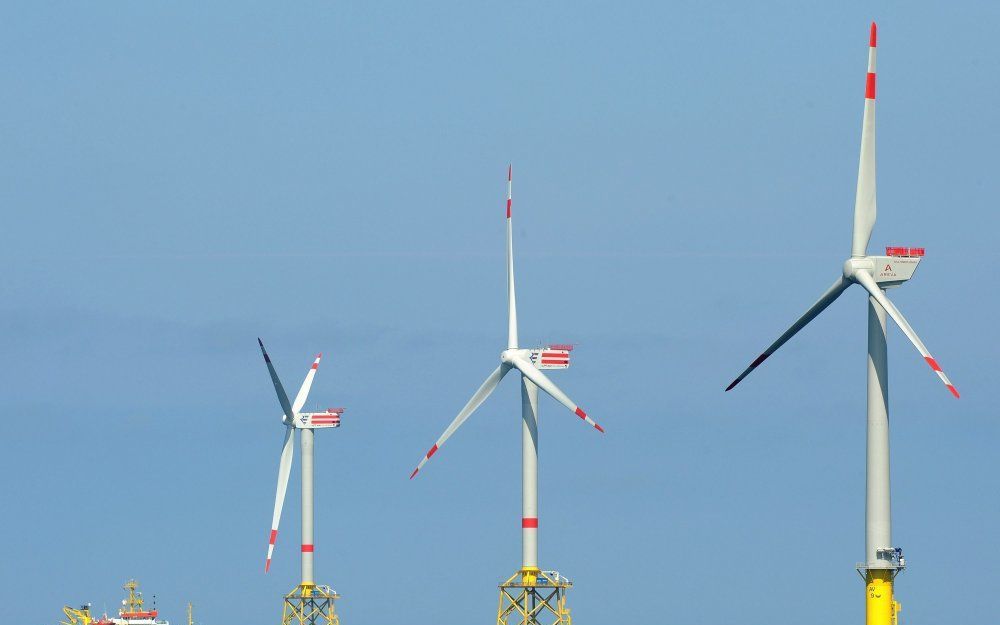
[496, 569, 572, 625]
[282, 584, 340, 625]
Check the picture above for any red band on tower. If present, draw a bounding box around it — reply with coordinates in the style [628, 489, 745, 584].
[522, 517, 539, 528]
[301, 544, 314, 552]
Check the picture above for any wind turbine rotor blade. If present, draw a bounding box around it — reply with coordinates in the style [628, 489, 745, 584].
[506, 165, 519, 349]
[511, 357, 605, 433]
[852, 22, 878, 257]
[726, 277, 851, 391]
[409, 364, 511, 479]
[258, 338, 295, 423]
[854, 271, 959, 398]
[265, 426, 295, 572]
[292, 353, 322, 414]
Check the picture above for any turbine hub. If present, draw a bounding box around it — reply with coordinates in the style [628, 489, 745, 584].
[843, 256, 875, 281]
[500, 348, 529, 364]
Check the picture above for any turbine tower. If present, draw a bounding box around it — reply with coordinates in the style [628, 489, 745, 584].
[410, 166, 604, 625]
[258, 339, 346, 625]
[725, 23, 959, 625]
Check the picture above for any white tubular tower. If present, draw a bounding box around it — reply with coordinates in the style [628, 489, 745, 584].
[521, 377, 540, 571]
[866, 296, 892, 569]
[300, 427, 315, 585]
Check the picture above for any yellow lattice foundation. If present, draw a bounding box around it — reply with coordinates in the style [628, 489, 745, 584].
[282, 584, 340, 625]
[496, 568, 572, 625]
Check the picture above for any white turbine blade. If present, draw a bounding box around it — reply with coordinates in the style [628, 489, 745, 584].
[258, 338, 294, 422]
[854, 271, 960, 398]
[506, 164, 519, 349]
[852, 22, 878, 257]
[292, 353, 322, 414]
[511, 357, 605, 433]
[265, 426, 295, 572]
[409, 364, 511, 479]
[726, 277, 851, 391]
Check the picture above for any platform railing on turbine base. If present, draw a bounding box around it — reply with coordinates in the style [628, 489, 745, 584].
[497, 569, 572, 625]
[282, 584, 340, 625]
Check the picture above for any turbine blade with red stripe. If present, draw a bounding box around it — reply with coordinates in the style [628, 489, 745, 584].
[506, 164, 518, 349]
[265, 426, 295, 572]
[852, 22, 878, 257]
[511, 357, 604, 433]
[409, 364, 511, 479]
[259, 338, 295, 424]
[726, 277, 851, 391]
[292, 353, 322, 414]
[854, 271, 959, 397]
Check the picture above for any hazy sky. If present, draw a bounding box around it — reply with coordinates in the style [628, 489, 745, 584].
[1, 2, 997, 624]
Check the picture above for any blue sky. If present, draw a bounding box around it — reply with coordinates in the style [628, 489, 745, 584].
[1, 2, 997, 624]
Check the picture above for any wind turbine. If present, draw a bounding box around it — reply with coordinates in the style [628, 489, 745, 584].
[725, 23, 958, 625]
[410, 166, 603, 625]
[258, 339, 345, 625]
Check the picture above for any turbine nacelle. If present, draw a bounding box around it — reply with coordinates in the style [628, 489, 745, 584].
[294, 409, 344, 429]
[843, 249, 923, 289]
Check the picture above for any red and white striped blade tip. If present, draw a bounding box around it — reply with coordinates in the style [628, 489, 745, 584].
[409, 444, 439, 479]
[575, 407, 605, 433]
[924, 357, 960, 398]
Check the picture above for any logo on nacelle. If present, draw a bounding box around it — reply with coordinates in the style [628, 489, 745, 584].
[880, 263, 897, 278]
[299, 415, 308, 425]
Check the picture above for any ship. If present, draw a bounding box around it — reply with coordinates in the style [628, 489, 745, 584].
[61, 580, 170, 625]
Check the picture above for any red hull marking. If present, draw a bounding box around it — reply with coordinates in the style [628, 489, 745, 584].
[522, 517, 539, 528]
